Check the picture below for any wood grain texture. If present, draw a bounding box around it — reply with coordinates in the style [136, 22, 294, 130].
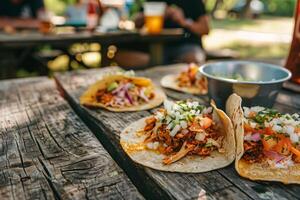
[0, 77, 143, 200]
[54, 64, 292, 200]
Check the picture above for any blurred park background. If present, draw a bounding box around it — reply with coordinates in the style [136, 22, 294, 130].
[4, 0, 297, 77]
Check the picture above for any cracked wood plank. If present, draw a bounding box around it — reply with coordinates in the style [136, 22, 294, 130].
[0, 77, 143, 200]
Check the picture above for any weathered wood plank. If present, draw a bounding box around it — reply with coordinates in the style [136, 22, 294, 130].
[0, 77, 143, 200]
[55, 64, 300, 200]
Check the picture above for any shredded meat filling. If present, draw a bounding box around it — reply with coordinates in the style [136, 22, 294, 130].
[143, 114, 223, 164]
[242, 141, 264, 163]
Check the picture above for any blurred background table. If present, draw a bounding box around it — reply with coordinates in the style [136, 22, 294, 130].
[0, 29, 183, 79]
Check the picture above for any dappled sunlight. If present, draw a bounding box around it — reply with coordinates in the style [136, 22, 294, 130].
[82, 52, 101, 68]
[223, 42, 289, 59]
[204, 17, 293, 59]
[212, 17, 293, 34]
[48, 55, 70, 71]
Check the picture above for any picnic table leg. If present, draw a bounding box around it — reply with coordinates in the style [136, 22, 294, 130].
[101, 44, 111, 67]
[149, 42, 164, 66]
[0, 50, 17, 79]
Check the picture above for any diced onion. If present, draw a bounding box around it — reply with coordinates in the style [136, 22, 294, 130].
[272, 125, 282, 132]
[195, 132, 205, 141]
[284, 126, 295, 135]
[250, 106, 265, 113]
[180, 121, 188, 129]
[250, 122, 256, 129]
[244, 133, 260, 142]
[290, 132, 299, 143]
[181, 129, 189, 134]
[251, 133, 261, 141]
[170, 125, 181, 137]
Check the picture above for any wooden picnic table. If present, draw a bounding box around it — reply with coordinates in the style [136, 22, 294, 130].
[0, 77, 143, 199]
[1, 63, 300, 199]
[0, 29, 183, 48]
[54, 64, 300, 200]
[0, 29, 183, 67]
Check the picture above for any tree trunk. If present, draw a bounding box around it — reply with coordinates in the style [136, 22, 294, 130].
[242, 0, 252, 18]
[211, 0, 224, 19]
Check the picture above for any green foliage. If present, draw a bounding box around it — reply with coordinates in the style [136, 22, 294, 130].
[261, 0, 296, 16]
[205, 0, 237, 12]
[223, 42, 289, 59]
[206, 0, 296, 17]
[45, 0, 76, 15]
[129, 0, 144, 17]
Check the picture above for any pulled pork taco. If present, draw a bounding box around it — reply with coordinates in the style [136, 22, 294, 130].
[161, 63, 208, 95]
[226, 94, 300, 184]
[80, 74, 166, 112]
[120, 99, 235, 172]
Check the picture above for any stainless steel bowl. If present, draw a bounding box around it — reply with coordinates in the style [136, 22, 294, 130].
[199, 61, 292, 108]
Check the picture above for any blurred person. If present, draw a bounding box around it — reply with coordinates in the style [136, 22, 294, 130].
[0, 0, 45, 29]
[147, 0, 210, 64]
[229, 0, 264, 18]
[65, 0, 87, 25]
[115, 0, 210, 67]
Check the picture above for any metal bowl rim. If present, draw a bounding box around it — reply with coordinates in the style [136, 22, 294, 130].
[199, 60, 292, 85]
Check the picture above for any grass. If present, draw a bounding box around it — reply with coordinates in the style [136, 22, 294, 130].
[222, 42, 290, 59]
[211, 16, 293, 34]
[204, 16, 293, 59]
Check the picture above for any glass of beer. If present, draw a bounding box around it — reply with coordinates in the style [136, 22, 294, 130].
[144, 2, 166, 34]
[38, 11, 53, 34]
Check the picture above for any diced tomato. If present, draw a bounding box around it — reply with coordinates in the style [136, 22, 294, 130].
[189, 121, 202, 132]
[261, 136, 277, 151]
[201, 117, 212, 129]
[244, 123, 254, 133]
[264, 127, 274, 135]
[290, 146, 300, 158]
[189, 117, 212, 131]
[274, 138, 291, 155]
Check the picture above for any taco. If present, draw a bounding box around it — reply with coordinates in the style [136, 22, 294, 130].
[120, 99, 235, 172]
[161, 63, 208, 95]
[80, 74, 166, 112]
[226, 94, 300, 184]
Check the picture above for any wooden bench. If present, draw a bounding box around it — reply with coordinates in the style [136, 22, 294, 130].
[0, 77, 143, 200]
[54, 64, 300, 200]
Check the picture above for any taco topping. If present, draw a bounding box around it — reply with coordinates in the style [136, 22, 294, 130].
[177, 63, 207, 90]
[95, 78, 155, 108]
[242, 107, 300, 168]
[142, 100, 224, 165]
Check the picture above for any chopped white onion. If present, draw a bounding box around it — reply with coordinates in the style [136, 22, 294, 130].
[180, 121, 188, 129]
[250, 106, 265, 113]
[290, 132, 299, 143]
[250, 122, 257, 129]
[195, 132, 205, 141]
[272, 125, 282, 133]
[170, 125, 181, 137]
